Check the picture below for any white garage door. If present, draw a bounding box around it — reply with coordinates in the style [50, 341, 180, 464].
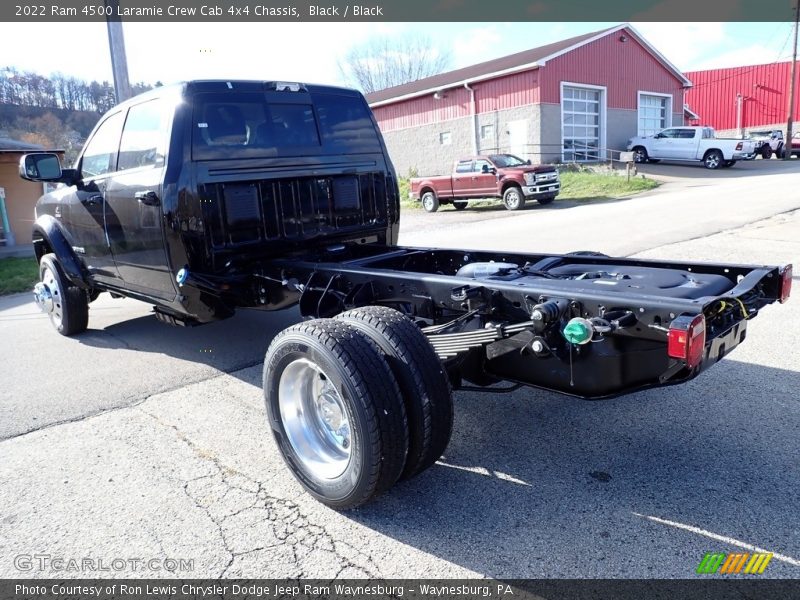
[562, 86, 602, 162]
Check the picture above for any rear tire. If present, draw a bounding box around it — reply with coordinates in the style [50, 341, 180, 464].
[421, 191, 439, 213]
[502, 186, 525, 211]
[38, 253, 88, 336]
[704, 150, 724, 169]
[452, 200, 468, 211]
[336, 306, 454, 480]
[263, 319, 409, 509]
[566, 250, 609, 258]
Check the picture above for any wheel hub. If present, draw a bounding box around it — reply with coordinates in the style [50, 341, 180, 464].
[33, 282, 54, 313]
[278, 358, 352, 479]
[315, 390, 350, 448]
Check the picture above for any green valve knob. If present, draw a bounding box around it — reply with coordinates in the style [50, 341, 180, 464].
[563, 318, 594, 345]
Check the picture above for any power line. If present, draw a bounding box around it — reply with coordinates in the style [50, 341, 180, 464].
[687, 23, 795, 90]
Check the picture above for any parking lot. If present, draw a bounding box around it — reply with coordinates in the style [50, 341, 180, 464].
[1, 162, 799, 578]
[401, 159, 800, 253]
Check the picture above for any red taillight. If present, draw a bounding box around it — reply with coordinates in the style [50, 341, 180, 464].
[735, 142, 743, 151]
[779, 264, 792, 304]
[668, 314, 706, 369]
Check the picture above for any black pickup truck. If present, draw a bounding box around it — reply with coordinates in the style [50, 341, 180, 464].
[20, 81, 792, 509]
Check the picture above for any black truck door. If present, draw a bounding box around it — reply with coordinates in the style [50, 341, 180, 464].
[104, 98, 177, 301]
[68, 110, 125, 286]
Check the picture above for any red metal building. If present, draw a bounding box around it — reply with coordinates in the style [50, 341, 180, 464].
[685, 61, 800, 135]
[366, 24, 691, 175]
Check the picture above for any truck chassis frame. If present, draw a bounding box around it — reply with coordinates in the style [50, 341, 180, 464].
[222, 244, 789, 399]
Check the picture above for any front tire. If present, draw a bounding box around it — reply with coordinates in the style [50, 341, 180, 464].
[452, 200, 468, 211]
[263, 319, 409, 509]
[336, 306, 454, 480]
[36, 253, 88, 336]
[761, 146, 773, 160]
[502, 186, 526, 211]
[632, 146, 648, 163]
[421, 191, 439, 213]
[537, 195, 556, 205]
[567, 250, 610, 258]
[704, 150, 724, 169]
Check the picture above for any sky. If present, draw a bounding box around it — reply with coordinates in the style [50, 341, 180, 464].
[0, 21, 796, 87]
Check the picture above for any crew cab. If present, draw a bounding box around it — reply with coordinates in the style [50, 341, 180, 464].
[627, 126, 756, 169]
[19, 81, 791, 510]
[409, 154, 560, 212]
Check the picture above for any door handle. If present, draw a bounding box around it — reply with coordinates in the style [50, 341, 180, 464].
[135, 191, 160, 206]
[81, 195, 103, 206]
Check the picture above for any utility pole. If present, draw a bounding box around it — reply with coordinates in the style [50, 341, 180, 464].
[104, 0, 131, 104]
[785, 0, 799, 159]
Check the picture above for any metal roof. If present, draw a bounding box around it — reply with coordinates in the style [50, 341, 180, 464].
[366, 24, 691, 107]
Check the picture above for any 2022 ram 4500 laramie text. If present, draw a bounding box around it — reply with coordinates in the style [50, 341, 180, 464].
[20, 81, 792, 509]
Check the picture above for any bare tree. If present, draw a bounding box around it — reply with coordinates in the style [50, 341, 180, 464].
[338, 35, 452, 94]
[1, 67, 149, 113]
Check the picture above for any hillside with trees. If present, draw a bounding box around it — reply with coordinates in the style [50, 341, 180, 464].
[0, 67, 156, 162]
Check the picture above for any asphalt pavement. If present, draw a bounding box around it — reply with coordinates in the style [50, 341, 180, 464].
[1, 161, 799, 578]
[400, 159, 800, 256]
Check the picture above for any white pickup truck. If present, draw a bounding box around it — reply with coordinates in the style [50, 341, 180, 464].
[627, 126, 756, 169]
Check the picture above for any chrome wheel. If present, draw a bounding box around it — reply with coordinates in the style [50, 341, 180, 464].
[278, 358, 351, 479]
[37, 265, 63, 329]
[504, 188, 522, 210]
[704, 151, 722, 169]
[421, 191, 438, 212]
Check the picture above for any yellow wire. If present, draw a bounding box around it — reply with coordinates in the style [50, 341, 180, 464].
[732, 297, 750, 320]
[706, 298, 750, 320]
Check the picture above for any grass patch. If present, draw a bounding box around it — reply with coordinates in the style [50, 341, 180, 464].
[398, 170, 658, 211]
[0, 257, 39, 296]
[557, 171, 659, 201]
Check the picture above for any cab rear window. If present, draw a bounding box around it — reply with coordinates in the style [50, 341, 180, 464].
[192, 91, 381, 159]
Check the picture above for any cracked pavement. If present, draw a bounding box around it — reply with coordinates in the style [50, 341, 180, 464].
[0, 367, 468, 578]
[1, 169, 799, 578]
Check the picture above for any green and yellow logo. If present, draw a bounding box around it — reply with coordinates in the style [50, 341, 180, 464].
[696, 552, 773, 575]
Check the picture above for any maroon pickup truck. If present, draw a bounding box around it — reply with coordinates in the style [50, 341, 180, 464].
[790, 134, 800, 158]
[409, 154, 561, 212]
